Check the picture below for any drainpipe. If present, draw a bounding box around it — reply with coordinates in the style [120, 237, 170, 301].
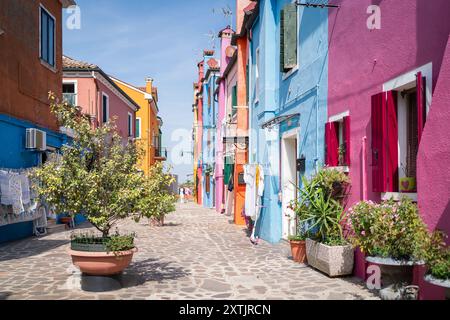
[315, 84, 320, 172]
[362, 136, 368, 200]
[92, 71, 99, 128]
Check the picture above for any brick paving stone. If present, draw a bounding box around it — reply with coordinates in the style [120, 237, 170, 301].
[0, 202, 379, 300]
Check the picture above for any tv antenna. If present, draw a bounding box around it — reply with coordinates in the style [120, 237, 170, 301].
[212, 5, 234, 28]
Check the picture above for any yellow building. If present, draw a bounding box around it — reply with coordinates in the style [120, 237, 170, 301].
[111, 77, 165, 175]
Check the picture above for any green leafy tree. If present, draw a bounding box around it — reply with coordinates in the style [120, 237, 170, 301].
[137, 162, 177, 222]
[31, 93, 145, 237]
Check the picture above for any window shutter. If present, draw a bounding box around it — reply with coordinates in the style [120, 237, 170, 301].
[231, 85, 237, 118]
[283, 3, 298, 71]
[325, 122, 339, 167]
[371, 91, 399, 193]
[343, 116, 351, 166]
[417, 72, 426, 144]
[386, 91, 399, 192]
[371, 93, 386, 192]
[205, 174, 211, 194]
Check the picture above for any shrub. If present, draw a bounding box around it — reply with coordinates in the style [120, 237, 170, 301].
[348, 198, 429, 261]
[422, 231, 450, 280]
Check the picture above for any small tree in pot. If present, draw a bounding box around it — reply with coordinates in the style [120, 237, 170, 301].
[31, 94, 146, 276]
[295, 169, 354, 277]
[137, 162, 177, 227]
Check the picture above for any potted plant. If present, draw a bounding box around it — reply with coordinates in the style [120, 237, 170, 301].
[295, 169, 354, 277]
[31, 94, 145, 276]
[138, 162, 177, 227]
[423, 231, 450, 289]
[288, 234, 308, 264]
[399, 164, 416, 193]
[348, 198, 429, 297]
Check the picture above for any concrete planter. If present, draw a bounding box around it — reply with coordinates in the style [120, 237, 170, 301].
[306, 238, 354, 277]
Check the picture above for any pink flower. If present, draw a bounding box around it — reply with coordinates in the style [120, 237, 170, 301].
[361, 231, 366, 236]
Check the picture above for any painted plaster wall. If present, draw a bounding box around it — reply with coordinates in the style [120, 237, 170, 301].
[327, 0, 450, 287]
[215, 32, 233, 213]
[249, 0, 328, 243]
[0, 0, 64, 132]
[0, 114, 68, 243]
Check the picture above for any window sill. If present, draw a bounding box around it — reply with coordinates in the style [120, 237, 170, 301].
[282, 66, 299, 81]
[382, 192, 418, 202]
[326, 166, 350, 173]
[40, 59, 57, 73]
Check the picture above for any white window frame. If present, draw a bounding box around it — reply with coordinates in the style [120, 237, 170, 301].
[128, 112, 133, 137]
[135, 117, 142, 139]
[39, 4, 56, 70]
[381, 62, 433, 201]
[327, 111, 350, 172]
[282, 0, 300, 81]
[62, 80, 78, 106]
[102, 92, 109, 123]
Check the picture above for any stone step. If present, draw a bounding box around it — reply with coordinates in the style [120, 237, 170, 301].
[46, 224, 66, 235]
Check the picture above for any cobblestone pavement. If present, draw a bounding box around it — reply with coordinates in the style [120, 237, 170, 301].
[0, 202, 378, 300]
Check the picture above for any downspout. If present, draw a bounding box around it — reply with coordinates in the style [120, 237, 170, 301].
[92, 71, 99, 128]
[362, 136, 368, 200]
[315, 84, 320, 172]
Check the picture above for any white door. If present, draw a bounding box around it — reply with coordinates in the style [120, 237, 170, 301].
[281, 132, 298, 240]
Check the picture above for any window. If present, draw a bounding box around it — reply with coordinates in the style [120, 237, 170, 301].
[325, 116, 350, 167]
[231, 85, 237, 118]
[102, 93, 109, 123]
[135, 118, 141, 139]
[280, 3, 298, 73]
[62, 82, 77, 106]
[371, 72, 427, 193]
[128, 112, 133, 137]
[40, 6, 55, 67]
[255, 48, 260, 102]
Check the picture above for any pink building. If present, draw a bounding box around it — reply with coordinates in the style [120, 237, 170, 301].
[327, 0, 450, 299]
[215, 27, 235, 214]
[62, 56, 139, 140]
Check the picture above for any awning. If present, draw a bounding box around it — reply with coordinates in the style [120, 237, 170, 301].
[261, 113, 300, 129]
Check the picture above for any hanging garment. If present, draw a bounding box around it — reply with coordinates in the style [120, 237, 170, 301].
[244, 164, 257, 219]
[10, 174, 24, 215]
[0, 170, 14, 205]
[251, 165, 265, 244]
[20, 174, 31, 205]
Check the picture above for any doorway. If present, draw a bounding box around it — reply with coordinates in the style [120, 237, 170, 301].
[281, 130, 298, 240]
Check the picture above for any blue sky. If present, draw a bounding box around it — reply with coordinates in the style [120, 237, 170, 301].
[63, 0, 236, 183]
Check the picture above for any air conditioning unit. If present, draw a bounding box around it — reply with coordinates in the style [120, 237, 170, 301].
[26, 128, 47, 151]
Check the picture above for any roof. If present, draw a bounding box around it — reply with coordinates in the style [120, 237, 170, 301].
[63, 55, 140, 111]
[231, 0, 259, 45]
[60, 0, 77, 8]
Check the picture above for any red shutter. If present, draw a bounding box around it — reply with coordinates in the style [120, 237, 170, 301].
[386, 91, 399, 192]
[371, 93, 387, 192]
[371, 91, 399, 193]
[343, 116, 351, 166]
[325, 122, 339, 167]
[417, 72, 426, 144]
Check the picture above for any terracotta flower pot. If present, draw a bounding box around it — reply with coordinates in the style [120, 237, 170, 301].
[68, 248, 138, 276]
[290, 240, 307, 264]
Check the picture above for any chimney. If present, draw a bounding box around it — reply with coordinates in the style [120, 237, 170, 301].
[145, 77, 153, 94]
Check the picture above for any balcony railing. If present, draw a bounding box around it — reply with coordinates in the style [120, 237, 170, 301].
[63, 93, 77, 106]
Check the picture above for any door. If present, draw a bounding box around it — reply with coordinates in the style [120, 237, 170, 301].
[281, 132, 298, 240]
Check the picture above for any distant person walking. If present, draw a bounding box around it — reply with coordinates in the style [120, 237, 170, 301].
[179, 187, 185, 204]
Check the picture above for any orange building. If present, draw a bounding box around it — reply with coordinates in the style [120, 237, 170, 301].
[111, 77, 166, 175]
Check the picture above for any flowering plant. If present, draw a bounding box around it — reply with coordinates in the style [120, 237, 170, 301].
[348, 198, 429, 261]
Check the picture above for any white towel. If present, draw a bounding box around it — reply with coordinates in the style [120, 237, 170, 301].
[10, 174, 24, 215]
[0, 170, 13, 205]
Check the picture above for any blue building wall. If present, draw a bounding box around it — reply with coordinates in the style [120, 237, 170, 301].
[0, 114, 69, 244]
[249, 0, 329, 243]
[201, 56, 218, 209]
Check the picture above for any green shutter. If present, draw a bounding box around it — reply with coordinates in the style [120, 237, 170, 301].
[280, 8, 285, 72]
[282, 3, 298, 71]
[232, 85, 237, 118]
